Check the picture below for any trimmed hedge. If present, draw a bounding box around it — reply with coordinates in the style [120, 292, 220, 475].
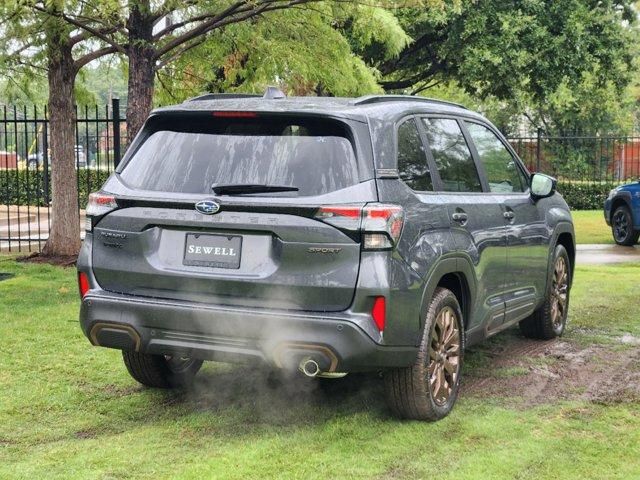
[0, 168, 619, 211]
[0, 169, 111, 207]
[556, 181, 618, 210]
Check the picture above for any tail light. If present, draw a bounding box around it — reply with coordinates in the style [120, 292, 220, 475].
[315, 203, 404, 250]
[372, 296, 386, 332]
[78, 272, 90, 298]
[85, 192, 118, 231]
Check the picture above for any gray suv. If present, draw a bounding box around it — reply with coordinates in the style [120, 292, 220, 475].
[77, 90, 574, 421]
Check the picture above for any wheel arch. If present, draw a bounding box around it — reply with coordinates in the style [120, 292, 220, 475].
[419, 256, 476, 335]
[610, 192, 633, 223]
[556, 232, 575, 279]
[550, 222, 575, 284]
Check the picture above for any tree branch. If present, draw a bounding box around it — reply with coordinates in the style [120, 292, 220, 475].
[155, 36, 207, 70]
[153, 0, 247, 53]
[32, 4, 127, 55]
[410, 79, 442, 95]
[380, 70, 435, 91]
[154, 0, 318, 60]
[74, 45, 119, 71]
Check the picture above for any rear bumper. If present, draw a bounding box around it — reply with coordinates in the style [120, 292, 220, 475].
[79, 290, 417, 372]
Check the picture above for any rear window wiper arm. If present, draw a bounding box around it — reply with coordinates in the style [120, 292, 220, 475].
[212, 183, 299, 195]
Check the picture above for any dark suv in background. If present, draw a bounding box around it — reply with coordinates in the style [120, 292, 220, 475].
[77, 89, 574, 421]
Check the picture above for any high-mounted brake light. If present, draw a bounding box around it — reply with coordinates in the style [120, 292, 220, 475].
[212, 111, 259, 118]
[372, 296, 386, 332]
[78, 272, 90, 298]
[314, 203, 404, 250]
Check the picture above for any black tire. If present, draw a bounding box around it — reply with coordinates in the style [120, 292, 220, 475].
[611, 205, 639, 246]
[519, 244, 571, 340]
[384, 287, 465, 421]
[122, 351, 203, 389]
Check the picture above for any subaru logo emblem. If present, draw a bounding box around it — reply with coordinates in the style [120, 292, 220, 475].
[195, 200, 220, 215]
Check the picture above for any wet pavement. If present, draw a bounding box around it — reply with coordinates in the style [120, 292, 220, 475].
[577, 244, 640, 265]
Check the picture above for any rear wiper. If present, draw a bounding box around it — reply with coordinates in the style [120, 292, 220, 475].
[212, 183, 299, 195]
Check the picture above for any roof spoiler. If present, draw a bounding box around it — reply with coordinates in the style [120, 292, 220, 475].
[186, 86, 286, 103]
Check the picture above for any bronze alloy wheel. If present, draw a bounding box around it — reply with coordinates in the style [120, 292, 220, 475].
[551, 255, 569, 330]
[428, 306, 461, 406]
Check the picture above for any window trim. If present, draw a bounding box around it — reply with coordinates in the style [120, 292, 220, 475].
[416, 114, 485, 194]
[394, 115, 439, 193]
[463, 119, 532, 195]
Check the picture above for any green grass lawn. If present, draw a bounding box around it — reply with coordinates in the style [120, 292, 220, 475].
[572, 210, 613, 244]
[1, 257, 639, 479]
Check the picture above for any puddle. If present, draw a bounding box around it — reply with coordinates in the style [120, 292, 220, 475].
[0, 272, 15, 282]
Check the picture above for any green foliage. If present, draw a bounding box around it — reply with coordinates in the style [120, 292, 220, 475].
[154, 4, 410, 102]
[381, 0, 639, 135]
[557, 181, 619, 210]
[75, 61, 129, 106]
[0, 169, 110, 207]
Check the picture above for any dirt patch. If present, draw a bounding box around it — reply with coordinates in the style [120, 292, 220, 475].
[102, 384, 141, 398]
[463, 330, 640, 407]
[16, 252, 76, 267]
[74, 430, 97, 440]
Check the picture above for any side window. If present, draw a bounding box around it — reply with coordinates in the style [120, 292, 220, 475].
[397, 118, 433, 191]
[465, 122, 527, 193]
[421, 118, 482, 192]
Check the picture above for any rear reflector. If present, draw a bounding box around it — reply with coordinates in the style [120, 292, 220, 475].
[212, 111, 258, 118]
[78, 272, 90, 298]
[372, 296, 386, 332]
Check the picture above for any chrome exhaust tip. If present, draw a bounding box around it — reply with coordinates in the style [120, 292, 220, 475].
[299, 358, 320, 377]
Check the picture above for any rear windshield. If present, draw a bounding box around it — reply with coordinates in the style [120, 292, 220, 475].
[118, 116, 360, 196]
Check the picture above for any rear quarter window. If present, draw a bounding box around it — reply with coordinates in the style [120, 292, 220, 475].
[119, 115, 360, 197]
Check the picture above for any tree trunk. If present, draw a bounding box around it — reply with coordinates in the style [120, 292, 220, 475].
[42, 17, 80, 257]
[126, 0, 155, 140]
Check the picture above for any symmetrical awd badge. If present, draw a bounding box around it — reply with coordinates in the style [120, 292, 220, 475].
[195, 200, 220, 215]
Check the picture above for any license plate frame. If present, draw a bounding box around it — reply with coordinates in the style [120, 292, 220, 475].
[183, 233, 242, 269]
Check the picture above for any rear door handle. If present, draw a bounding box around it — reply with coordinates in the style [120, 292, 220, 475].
[452, 212, 468, 223]
[503, 211, 515, 220]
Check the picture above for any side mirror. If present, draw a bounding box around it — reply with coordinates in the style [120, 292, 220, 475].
[530, 173, 556, 200]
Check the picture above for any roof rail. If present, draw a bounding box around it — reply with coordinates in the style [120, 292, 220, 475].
[351, 95, 468, 110]
[185, 93, 262, 102]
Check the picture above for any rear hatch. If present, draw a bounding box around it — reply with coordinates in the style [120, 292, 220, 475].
[90, 112, 376, 311]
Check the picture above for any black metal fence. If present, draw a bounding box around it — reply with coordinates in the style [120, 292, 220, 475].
[1, 100, 640, 252]
[509, 129, 640, 184]
[1, 99, 125, 252]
